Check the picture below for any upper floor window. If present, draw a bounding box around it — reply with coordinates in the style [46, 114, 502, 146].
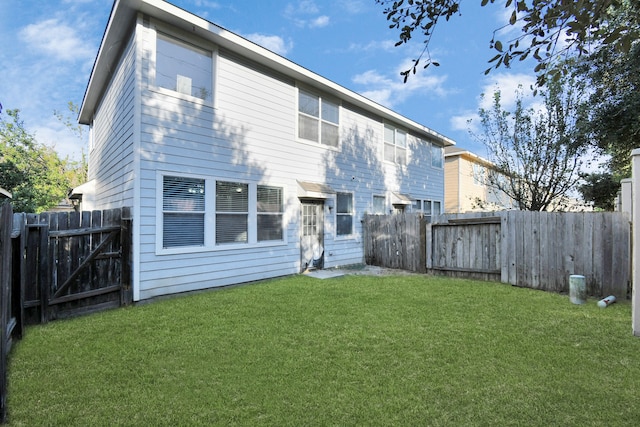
[156, 33, 212, 101]
[384, 124, 407, 165]
[431, 145, 444, 168]
[298, 89, 339, 147]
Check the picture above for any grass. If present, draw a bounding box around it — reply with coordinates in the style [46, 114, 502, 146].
[6, 274, 640, 426]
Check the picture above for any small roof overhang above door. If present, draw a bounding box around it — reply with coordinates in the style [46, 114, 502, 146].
[297, 180, 336, 199]
[391, 192, 414, 205]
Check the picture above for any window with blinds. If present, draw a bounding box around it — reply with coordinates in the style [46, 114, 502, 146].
[298, 89, 339, 147]
[257, 185, 283, 241]
[336, 192, 353, 236]
[216, 181, 248, 244]
[160, 175, 285, 250]
[162, 176, 205, 248]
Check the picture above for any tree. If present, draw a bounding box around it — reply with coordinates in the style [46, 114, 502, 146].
[54, 101, 88, 186]
[578, 172, 620, 211]
[471, 78, 587, 211]
[0, 109, 73, 212]
[575, 43, 640, 178]
[376, 0, 640, 84]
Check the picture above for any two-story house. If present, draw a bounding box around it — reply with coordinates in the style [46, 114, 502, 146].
[77, 0, 455, 301]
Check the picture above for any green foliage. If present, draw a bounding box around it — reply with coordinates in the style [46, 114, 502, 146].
[0, 109, 73, 212]
[8, 275, 640, 425]
[376, 0, 640, 85]
[472, 77, 588, 211]
[576, 42, 640, 178]
[578, 172, 620, 211]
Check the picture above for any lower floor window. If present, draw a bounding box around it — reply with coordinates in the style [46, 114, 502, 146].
[336, 192, 353, 235]
[373, 195, 386, 214]
[216, 181, 249, 244]
[162, 176, 205, 248]
[257, 185, 283, 241]
[161, 174, 284, 249]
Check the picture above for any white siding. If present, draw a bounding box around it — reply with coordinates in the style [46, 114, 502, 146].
[88, 30, 137, 210]
[88, 19, 448, 300]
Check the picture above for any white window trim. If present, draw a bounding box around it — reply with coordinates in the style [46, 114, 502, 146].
[296, 86, 341, 150]
[383, 123, 408, 165]
[372, 194, 387, 215]
[155, 171, 287, 255]
[335, 191, 355, 239]
[148, 21, 218, 108]
[431, 144, 444, 169]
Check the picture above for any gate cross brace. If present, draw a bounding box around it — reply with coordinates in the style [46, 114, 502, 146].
[52, 230, 119, 300]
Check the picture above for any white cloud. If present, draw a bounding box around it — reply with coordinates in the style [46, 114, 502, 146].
[341, 0, 367, 14]
[352, 66, 448, 108]
[478, 72, 537, 110]
[450, 111, 479, 133]
[286, 0, 319, 15]
[244, 33, 293, 56]
[309, 15, 330, 28]
[19, 19, 94, 62]
[191, 0, 222, 8]
[347, 39, 396, 53]
[284, 1, 330, 29]
[33, 117, 88, 161]
[449, 72, 540, 137]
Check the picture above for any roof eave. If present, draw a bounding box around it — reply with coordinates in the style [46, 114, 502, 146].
[79, 0, 456, 146]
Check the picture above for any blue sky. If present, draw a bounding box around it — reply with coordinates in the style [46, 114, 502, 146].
[0, 0, 538, 161]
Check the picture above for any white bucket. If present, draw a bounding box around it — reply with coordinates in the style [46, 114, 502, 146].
[569, 275, 586, 305]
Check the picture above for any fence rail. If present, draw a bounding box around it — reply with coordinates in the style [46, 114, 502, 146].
[362, 211, 631, 298]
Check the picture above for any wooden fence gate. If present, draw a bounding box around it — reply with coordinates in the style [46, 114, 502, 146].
[17, 207, 132, 324]
[426, 216, 502, 282]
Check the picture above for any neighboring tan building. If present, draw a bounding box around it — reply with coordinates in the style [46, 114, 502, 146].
[444, 147, 515, 213]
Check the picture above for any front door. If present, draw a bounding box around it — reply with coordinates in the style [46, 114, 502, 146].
[300, 201, 324, 272]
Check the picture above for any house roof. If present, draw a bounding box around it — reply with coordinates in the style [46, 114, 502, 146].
[78, 0, 455, 147]
[444, 146, 494, 168]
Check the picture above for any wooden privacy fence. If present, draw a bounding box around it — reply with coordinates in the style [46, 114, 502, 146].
[363, 214, 426, 273]
[363, 211, 631, 298]
[1, 206, 132, 423]
[15, 207, 133, 324]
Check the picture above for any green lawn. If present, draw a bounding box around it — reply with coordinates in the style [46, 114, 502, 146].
[7, 274, 640, 426]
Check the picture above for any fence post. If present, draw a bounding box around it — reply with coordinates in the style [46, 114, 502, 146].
[120, 208, 133, 306]
[631, 149, 640, 337]
[1, 202, 13, 423]
[38, 214, 49, 324]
